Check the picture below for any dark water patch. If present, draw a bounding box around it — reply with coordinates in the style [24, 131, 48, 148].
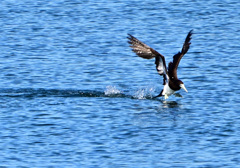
[0, 88, 101, 98]
[0, 88, 140, 99]
[0, 88, 170, 101]
[160, 100, 180, 109]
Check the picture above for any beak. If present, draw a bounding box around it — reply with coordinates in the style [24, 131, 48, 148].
[180, 84, 188, 93]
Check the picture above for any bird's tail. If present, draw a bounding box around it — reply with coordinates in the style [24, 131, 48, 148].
[153, 89, 163, 98]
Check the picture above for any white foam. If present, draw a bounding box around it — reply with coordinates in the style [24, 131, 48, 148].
[104, 86, 121, 95]
[134, 86, 155, 99]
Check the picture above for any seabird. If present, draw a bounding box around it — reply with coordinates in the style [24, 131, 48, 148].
[127, 30, 193, 99]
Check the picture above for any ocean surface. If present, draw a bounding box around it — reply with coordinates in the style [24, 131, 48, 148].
[0, 0, 240, 167]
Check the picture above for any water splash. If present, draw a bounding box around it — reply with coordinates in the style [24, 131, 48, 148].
[0, 87, 157, 100]
[104, 86, 122, 96]
[134, 86, 156, 99]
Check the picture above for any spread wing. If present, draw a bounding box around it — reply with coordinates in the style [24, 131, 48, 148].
[127, 34, 168, 84]
[168, 30, 193, 79]
[127, 34, 156, 59]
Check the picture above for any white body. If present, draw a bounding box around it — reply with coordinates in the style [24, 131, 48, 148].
[162, 83, 175, 99]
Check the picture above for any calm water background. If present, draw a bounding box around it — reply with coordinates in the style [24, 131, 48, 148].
[0, 0, 240, 167]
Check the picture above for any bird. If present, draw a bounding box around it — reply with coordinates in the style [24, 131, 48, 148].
[127, 30, 193, 99]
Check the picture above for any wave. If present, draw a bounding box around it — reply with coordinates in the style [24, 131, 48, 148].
[0, 87, 126, 99]
[0, 85, 159, 100]
[0, 88, 112, 98]
[0, 86, 167, 103]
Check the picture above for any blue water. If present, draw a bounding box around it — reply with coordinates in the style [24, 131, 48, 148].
[0, 0, 240, 167]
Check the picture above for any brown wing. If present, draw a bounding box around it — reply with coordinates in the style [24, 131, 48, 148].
[127, 34, 168, 84]
[168, 30, 193, 79]
[128, 34, 157, 59]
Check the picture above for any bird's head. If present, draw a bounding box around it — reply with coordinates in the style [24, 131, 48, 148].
[178, 80, 188, 93]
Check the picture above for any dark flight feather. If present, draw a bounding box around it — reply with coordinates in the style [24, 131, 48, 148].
[127, 34, 156, 59]
[168, 30, 193, 79]
[127, 30, 193, 86]
[127, 34, 168, 84]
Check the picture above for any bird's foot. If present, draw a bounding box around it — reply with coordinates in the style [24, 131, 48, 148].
[164, 94, 169, 99]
